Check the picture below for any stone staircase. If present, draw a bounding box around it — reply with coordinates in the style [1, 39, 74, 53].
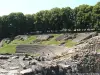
[16, 45, 68, 57]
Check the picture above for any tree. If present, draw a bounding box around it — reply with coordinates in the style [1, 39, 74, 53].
[49, 8, 62, 32]
[61, 7, 74, 31]
[74, 5, 93, 31]
[0, 17, 2, 38]
[34, 11, 45, 32]
[1, 15, 9, 37]
[25, 14, 34, 33]
[0, 2, 99, 38]
[92, 2, 100, 30]
[8, 12, 26, 36]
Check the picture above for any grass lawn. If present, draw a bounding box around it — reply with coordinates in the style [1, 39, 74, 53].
[0, 34, 77, 54]
[0, 35, 37, 54]
[0, 45, 16, 53]
[97, 49, 100, 52]
[10, 35, 36, 45]
[41, 34, 62, 45]
[65, 39, 77, 48]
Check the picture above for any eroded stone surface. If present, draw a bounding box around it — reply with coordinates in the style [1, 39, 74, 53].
[1, 35, 100, 75]
[0, 53, 78, 75]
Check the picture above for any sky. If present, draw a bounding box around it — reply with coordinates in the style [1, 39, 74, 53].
[0, 0, 99, 16]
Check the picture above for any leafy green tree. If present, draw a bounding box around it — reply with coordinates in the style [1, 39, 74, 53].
[49, 8, 62, 32]
[1, 15, 9, 37]
[8, 12, 26, 36]
[74, 5, 93, 31]
[61, 7, 74, 31]
[25, 14, 34, 33]
[0, 17, 2, 37]
[34, 11, 45, 32]
[92, 2, 100, 30]
[0, 2, 99, 38]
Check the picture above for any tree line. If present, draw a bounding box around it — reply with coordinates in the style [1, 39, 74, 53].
[0, 2, 100, 38]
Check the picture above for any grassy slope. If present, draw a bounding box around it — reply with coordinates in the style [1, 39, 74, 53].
[0, 34, 77, 53]
[97, 49, 100, 52]
[0, 45, 16, 53]
[65, 39, 77, 48]
[41, 34, 63, 45]
[0, 36, 37, 53]
[10, 36, 36, 45]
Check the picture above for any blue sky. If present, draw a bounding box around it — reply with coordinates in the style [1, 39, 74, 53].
[0, 0, 99, 16]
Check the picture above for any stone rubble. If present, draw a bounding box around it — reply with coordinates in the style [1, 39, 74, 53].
[0, 53, 78, 75]
[0, 35, 100, 75]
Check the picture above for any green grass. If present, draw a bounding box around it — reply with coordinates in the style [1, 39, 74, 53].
[10, 35, 36, 45]
[0, 45, 16, 53]
[22, 36, 36, 44]
[65, 39, 77, 48]
[97, 49, 100, 52]
[0, 34, 77, 54]
[0, 35, 37, 54]
[41, 34, 62, 45]
[41, 34, 77, 47]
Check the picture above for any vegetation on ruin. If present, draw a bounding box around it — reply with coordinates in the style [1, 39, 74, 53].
[0, 2, 99, 53]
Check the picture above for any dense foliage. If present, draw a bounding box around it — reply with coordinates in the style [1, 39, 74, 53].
[0, 2, 100, 38]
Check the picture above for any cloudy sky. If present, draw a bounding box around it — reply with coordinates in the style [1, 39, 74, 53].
[0, 0, 99, 16]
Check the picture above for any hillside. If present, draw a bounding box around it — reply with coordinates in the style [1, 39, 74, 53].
[0, 32, 100, 74]
[0, 32, 97, 54]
